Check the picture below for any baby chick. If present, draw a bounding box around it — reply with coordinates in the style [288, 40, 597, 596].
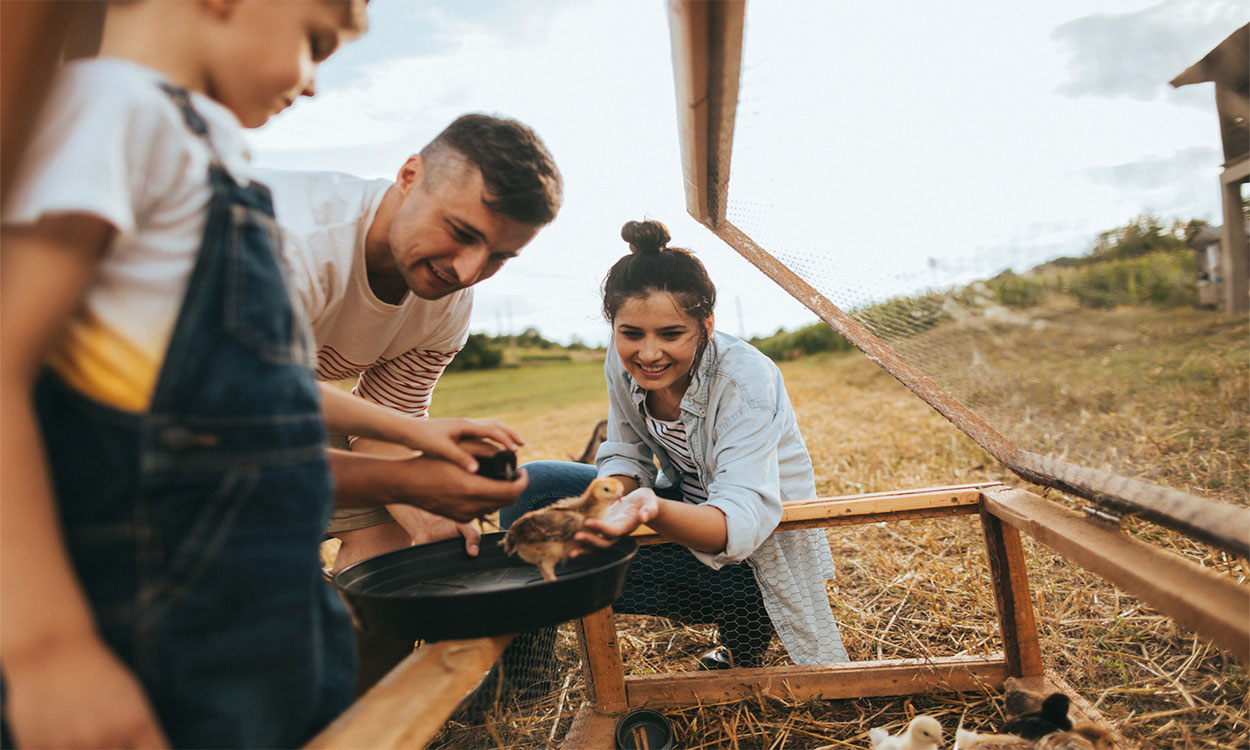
[953, 728, 1031, 749]
[1034, 724, 1118, 750]
[502, 477, 625, 582]
[1000, 693, 1072, 740]
[1002, 676, 1044, 720]
[868, 715, 944, 750]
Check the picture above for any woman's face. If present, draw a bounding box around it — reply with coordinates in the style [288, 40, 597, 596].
[612, 292, 710, 397]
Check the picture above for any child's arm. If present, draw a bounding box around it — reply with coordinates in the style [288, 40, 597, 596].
[1, 216, 169, 749]
[317, 383, 523, 472]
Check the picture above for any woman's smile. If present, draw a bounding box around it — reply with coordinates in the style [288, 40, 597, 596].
[613, 292, 711, 404]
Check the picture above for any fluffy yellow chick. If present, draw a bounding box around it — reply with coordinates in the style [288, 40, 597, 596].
[869, 715, 944, 750]
[502, 477, 625, 582]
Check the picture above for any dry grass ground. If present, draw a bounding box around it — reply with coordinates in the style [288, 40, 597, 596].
[426, 307, 1248, 750]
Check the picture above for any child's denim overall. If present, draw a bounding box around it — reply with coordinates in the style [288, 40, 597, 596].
[25, 86, 354, 748]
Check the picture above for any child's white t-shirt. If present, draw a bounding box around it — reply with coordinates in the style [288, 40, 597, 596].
[259, 169, 473, 417]
[3, 58, 253, 412]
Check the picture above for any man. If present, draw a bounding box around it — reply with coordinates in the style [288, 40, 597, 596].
[262, 113, 562, 689]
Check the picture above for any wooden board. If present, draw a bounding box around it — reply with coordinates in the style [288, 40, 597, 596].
[630, 483, 993, 542]
[982, 486, 1250, 663]
[304, 635, 511, 750]
[623, 655, 1008, 707]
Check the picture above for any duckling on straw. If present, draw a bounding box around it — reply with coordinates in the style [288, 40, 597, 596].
[868, 715, 944, 750]
[1000, 693, 1072, 740]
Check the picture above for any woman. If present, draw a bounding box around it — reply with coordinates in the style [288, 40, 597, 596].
[505, 219, 847, 669]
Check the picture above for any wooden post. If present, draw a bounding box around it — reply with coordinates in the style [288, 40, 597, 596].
[980, 506, 1044, 678]
[576, 606, 629, 712]
[1218, 160, 1249, 314]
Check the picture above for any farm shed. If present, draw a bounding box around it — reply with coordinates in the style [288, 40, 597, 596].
[1171, 23, 1250, 315]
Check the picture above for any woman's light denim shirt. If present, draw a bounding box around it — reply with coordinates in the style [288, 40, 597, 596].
[597, 330, 848, 664]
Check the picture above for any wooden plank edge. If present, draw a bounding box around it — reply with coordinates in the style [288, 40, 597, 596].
[560, 701, 623, 750]
[982, 486, 1250, 663]
[666, 0, 710, 223]
[305, 635, 512, 750]
[624, 655, 1008, 707]
[634, 506, 982, 545]
[630, 484, 989, 540]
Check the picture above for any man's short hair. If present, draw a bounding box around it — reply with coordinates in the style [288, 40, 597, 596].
[419, 113, 563, 226]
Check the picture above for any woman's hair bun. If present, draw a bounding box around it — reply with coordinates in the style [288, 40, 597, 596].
[621, 220, 670, 255]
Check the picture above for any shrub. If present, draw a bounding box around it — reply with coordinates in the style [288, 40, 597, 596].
[445, 333, 505, 371]
[751, 322, 854, 361]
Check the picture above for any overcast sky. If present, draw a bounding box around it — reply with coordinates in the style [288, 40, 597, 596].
[249, 0, 1244, 346]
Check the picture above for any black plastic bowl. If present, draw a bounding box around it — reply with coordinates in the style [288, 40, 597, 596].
[332, 531, 637, 642]
[615, 708, 675, 750]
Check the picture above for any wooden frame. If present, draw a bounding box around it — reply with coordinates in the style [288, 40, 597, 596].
[559, 481, 1249, 749]
[304, 481, 1247, 748]
[561, 483, 1043, 747]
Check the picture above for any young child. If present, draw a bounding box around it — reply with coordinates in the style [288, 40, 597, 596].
[0, 2, 459, 747]
[505, 220, 849, 671]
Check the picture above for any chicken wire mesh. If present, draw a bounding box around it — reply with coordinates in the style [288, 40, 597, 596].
[711, 1, 1248, 523]
[457, 471, 851, 719]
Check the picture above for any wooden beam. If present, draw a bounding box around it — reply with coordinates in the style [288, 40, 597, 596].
[980, 508, 1044, 677]
[631, 483, 991, 542]
[624, 655, 1008, 707]
[304, 635, 511, 750]
[1222, 154, 1250, 184]
[667, 0, 711, 223]
[560, 703, 623, 750]
[703, 0, 744, 223]
[576, 606, 629, 712]
[982, 486, 1250, 663]
[667, 0, 745, 225]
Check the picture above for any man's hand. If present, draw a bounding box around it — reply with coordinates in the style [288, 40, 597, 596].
[331, 450, 528, 524]
[401, 418, 523, 473]
[5, 634, 169, 749]
[386, 503, 482, 555]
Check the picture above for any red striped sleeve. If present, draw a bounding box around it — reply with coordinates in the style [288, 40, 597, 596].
[354, 348, 459, 416]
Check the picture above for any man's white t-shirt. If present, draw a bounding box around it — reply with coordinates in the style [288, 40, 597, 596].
[3, 58, 253, 411]
[259, 169, 473, 416]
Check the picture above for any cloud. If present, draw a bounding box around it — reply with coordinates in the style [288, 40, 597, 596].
[1082, 146, 1223, 221]
[1084, 146, 1221, 188]
[1053, 0, 1244, 101]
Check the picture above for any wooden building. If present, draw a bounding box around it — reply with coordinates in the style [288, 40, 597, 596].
[1171, 24, 1250, 314]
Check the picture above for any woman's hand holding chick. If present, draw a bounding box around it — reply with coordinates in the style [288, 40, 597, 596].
[570, 487, 660, 554]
